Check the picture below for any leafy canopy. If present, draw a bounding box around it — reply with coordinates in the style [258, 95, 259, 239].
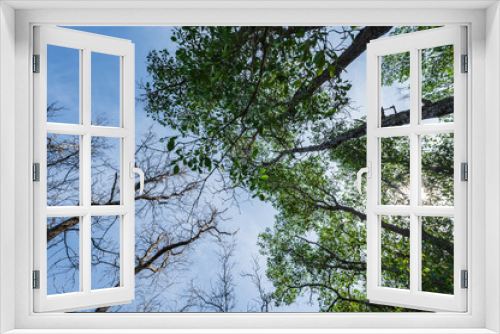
[145, 26, 455, 311]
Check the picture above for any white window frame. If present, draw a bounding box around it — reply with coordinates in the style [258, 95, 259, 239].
[365, 26, 467, 312]
[33, 26, 136, 312]
[0, 1, 498, 333]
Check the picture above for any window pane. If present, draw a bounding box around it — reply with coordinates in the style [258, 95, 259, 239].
[380, 52, 410, 127]
[91, 137, 121, 205]
[47, 45, 80, 124]
[421, 133, 454, 206]
[91, 52, 121, 127]
[47, 216, 80, 295]
[421, 216, 454, 294]
[421, 45, 454, 124]
[381, 136, 410, 205]
[47, 134, 80, 206]
[381, 215, 410, 289]
[91, 215, 121, 290]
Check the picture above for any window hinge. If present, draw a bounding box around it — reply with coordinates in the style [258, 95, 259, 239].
[33, 54, 40, 73]
[33, 163, 40, 182]
[461, 270, 468, 289]
[33, 270, 40, 289]
[461, 162, 468, 181]
[461, 54, 468, 73]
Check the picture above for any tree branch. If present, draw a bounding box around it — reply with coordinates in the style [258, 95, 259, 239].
[94, 209, 234, 312]
[263, 96, 454, 166]
[284, 26, 392, 116]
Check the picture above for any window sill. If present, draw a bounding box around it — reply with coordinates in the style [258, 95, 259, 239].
[4, 330, 498, 334]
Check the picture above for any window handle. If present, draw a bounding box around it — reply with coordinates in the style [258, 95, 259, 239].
[129, 162, 145, 195]
[357, 162, 371, 194]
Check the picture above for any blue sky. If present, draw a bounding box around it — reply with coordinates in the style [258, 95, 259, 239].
[46, 26, 408, 312]
[47, 45, 79, 123]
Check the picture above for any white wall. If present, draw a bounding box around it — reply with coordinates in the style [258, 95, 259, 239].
[485, 2, 500, 332]
[0, 2, 16, 333]
[0, 2, 497, 332]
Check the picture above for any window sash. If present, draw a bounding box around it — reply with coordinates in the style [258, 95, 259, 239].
[366, 26, 467, 312]
[33, 25, 136, 313]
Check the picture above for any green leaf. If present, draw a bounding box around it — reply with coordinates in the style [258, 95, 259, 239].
[167, 137, 177, 151]
[173, 165, 180, 174]
[328, 64, 336, 78]
[258, 168, 267, 175]
[205, 157, 212, 170]
[259, 175, 269, 181]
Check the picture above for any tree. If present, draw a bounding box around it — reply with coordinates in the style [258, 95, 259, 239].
[241, 254, 273, 312]
[182, 241, 237, 312]
[144, 26, 455, 311]
[46, 104, 235, 312]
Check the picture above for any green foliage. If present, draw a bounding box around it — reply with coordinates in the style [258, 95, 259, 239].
[382, 26, 454, 109]
[380, 216, 410, 289]
[380, 137, 410, 205]
[145, 26, 351, 182]
[421, 217, 454, 294]
[145, 26, 455, 312]
[421, 133, 454, 205]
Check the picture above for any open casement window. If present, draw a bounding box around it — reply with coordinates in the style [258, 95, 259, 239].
[33, 26, 140, 312]
[363, 26, 467, 312]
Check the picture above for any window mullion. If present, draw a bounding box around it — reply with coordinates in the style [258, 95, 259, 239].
[78, 48, 84, 293]
[409, 47, 421, 294]
[82, 48, 91, 208]
[365, 48, 379, 296]
[81, 213, 91, 293]
[82, 48, 92, 294]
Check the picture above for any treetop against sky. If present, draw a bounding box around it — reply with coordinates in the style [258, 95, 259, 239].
[46, 26, 454, 312]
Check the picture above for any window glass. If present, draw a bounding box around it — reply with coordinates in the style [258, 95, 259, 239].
[47, 134, 80, 206]
[47, 217, 80, 295]
[91, 52, 121, 127]
[381, 136, 410, 205]
[91, 137, 121, 205]
[421, 216, 454, 294]
[421, 45, 454, 124]
[380, 52, 411, 127]
[381, 215, 410, 289]
[91, 215, 121, 290]
[47, 45, 80, 124]
[421, 133, 454, 206]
